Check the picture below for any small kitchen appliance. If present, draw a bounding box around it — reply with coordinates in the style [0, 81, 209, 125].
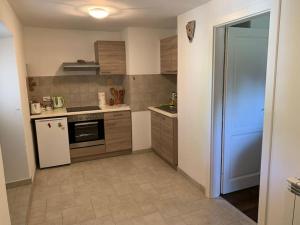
[52, 96, 65, 109]
[30, 102, 42, 115]
[42, 96, 53, 111]
[98, 92, 106, 108]
[67, 111, 105, 153]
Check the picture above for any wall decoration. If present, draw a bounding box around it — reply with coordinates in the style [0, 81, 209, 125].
[186, 20, 196, 43]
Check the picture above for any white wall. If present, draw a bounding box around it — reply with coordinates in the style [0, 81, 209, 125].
[122, 27, 176, 75]
[24, 27, 122, 77]
[0, 145, 11, 225]
[265, 1, 300, 225]
[178, 0, 285, 224]
[131, 111, 151, 151]
[24, 27, 176, 77]
[0, 0, 36, 182]
[177, 0, 276, 195]
[0, 37, 30, 183]
[122, 27, 176, 151]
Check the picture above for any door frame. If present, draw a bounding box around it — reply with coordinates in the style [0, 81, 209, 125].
[209, 4, 282, 225]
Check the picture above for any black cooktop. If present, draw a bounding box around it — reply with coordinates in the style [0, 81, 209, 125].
[66, 106, 100, 112]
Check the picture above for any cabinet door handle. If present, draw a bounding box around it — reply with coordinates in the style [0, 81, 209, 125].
[113, 113, 125, 117]
[107, 122, 117, 126]
[101, 71, 111, 74]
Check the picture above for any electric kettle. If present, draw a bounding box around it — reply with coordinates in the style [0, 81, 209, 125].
[52, 96, 65, 109]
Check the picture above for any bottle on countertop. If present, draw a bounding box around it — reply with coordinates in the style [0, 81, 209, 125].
[170, 92, 177, 107]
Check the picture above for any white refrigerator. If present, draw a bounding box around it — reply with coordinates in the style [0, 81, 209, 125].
[35, 117, 71, 168]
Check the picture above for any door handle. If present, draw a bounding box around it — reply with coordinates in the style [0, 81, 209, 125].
[75, 122, 98, 126]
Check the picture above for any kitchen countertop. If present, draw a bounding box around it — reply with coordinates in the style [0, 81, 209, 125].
[148, 106, 177, 118]
[30, 105, 131, 119]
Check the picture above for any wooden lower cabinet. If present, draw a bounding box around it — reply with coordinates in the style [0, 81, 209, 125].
[71, 111, 132, 163]
[104, 111, 132, 152]
[70, 145, 106, 160]
[151, 111, 178, 167]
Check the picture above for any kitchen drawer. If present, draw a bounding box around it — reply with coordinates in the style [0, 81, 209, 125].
[105, 119, 131, 128]
[105, 121, 131, 139]
[105, 125, 131, 134]
[105, 131, 132, 140]
[106, 139, 132, 152]
[70, 145, 106, 158]
[104, 111, 131, 121]
[106, 135, 131, 143]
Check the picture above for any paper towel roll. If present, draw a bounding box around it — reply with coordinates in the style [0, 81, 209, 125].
[98, 92, 106, 107]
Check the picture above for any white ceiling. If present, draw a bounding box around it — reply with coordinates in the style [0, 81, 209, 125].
[8, 0, 210, 30]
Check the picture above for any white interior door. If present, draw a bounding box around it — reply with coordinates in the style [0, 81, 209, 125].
[0, 36, 29, 183]
[221, 27, 269, 194]
[0, 145, 11, 225]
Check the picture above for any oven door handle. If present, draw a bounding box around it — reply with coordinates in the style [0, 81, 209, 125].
[74, 122, 99, 126]
[75, 134, 96, 138]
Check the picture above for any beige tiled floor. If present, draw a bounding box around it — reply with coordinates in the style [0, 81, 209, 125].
[28, 152, 255, 225]
[7, 183, 32, 225]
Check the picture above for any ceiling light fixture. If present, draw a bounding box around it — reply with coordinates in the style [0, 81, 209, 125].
[89, 8, 109, 19]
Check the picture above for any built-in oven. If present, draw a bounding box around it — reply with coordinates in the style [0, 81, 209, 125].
[68, 113, 105, 150]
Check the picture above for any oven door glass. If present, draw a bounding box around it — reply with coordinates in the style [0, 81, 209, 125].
[74, 121, 100, 142]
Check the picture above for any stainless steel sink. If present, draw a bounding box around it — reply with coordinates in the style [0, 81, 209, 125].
[155, 105, 177, 114]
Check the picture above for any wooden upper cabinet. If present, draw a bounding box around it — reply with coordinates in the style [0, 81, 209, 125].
[160, 36, 178, 75]
[94, 41, 126, 75]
